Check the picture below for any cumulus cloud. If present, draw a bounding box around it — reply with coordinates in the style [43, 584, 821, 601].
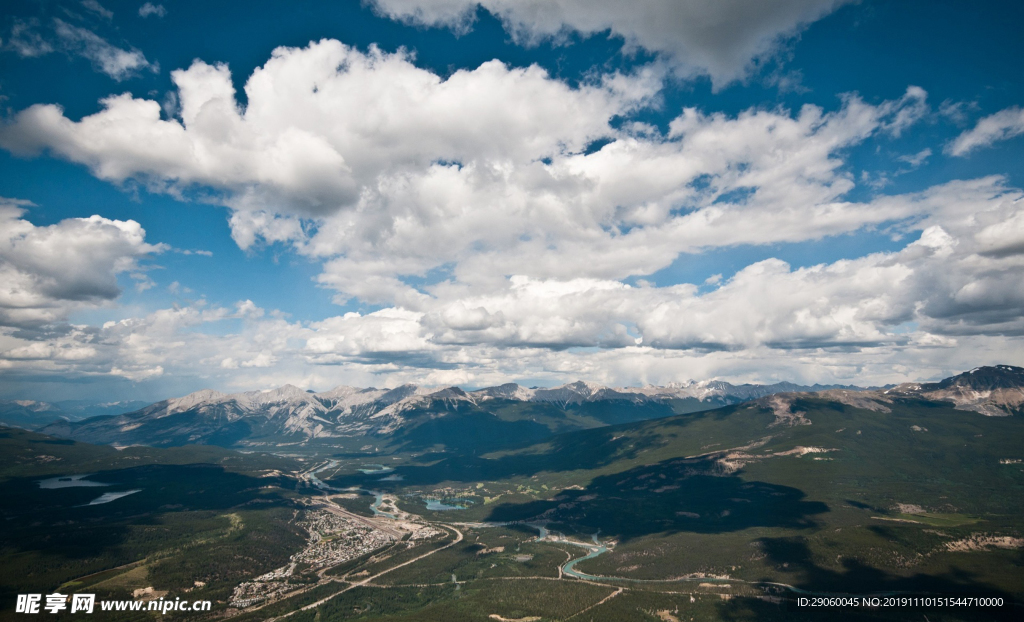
[307, 86, 933, 304]
[401, 178, 1024, 353]
[5, 178, 1022, 390]
[0, 42, 934, 307]
[3, 214, 1023, 389]
[1, 185, 1021, 390]
[0, 201, 165, 327]
[947, 106, 1024, 156]
[370, 0, 850, 86]
[0, 41, 651, 216]
[1, 41, 1022, 390]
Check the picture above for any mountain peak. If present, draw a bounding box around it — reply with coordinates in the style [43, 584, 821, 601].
[471, 383, 537, 401]
[317, 385, 366, 398]
[429, 386, 470, 399]
[565, 380, 605, 395]
[265, 384, 310, 397]
[165, 389, 227, 413]
[934, 365, 1024, 391]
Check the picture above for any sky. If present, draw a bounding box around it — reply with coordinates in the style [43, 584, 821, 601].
[1, 0, 1023, 402]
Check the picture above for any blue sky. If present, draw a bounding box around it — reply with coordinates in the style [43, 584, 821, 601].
[1, 0, 1023, 402]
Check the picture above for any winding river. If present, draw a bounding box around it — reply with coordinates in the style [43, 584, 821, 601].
[305, 461, 397, 519]
[558, 533, 609, 580]
[367, 491, 395, 518]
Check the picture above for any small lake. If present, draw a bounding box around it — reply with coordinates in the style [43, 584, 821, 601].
[82, 490, 142, 506]
[359, 464, 393, 474]
[367, 491, 396, 518]
[38, 474, 109, 489]
[424, 497, 471, 511]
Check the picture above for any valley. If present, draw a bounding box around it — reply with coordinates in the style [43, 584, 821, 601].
[2, 367, 1023, 620]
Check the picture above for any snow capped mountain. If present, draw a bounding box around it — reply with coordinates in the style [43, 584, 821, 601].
[623, 379, 860, 401]
[37, 383, 458, 447]
[38, 376, 864, 448]
[472, 383, 537, 401]
[26, 366, 1024, 449]
[894, 365, 1024, 416]
[530, 381, 618, 406]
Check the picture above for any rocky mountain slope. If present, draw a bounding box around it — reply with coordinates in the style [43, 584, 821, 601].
[914, 365, 1024, 416]
[38, 367, 1022, 449]
[776, 366, 1024, 418]
[38, 377, 858, 448]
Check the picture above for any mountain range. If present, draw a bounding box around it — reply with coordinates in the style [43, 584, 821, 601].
[33, 367, 1023, 450]
[0, 399, 151, 430]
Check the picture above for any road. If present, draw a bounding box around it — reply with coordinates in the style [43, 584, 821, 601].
[266, 524, 464, 622]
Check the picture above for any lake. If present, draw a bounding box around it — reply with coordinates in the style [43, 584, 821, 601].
[82, 490, 143, 506]
[38, 474, 109, 489]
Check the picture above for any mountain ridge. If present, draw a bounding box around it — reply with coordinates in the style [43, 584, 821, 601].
[0, 398, 151, 430]
[37, 366, 1023, 448]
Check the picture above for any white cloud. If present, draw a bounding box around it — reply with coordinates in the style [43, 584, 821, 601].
[0, 41, 652, 219]
[111, 365, 164, 381]
[2, 41, 1022, 391]
[0, 200, 165, 328]
[897, 148, 931, 169]
[3, 253, 1022, 391]
[938, 99, 977, 125]
[878, 85, 929, 137]
[3, 340, 98, 361]
[947, 106, 1024, 156]
[53, 19, 155, 80]
[138, 3, 167, 18]
[2, 176, 1022, 389]
[173, 248, 213, 256]
[240, 352, 277, 368]
[370, 0, 851, 86]
[396, 179, 1024, 354]
[5, 178, 1021, 389]
[236, 299, 265, 318]
[131, 272, 156, 292]
[81, 0, 114, 20]
[0, 45, 933, 309]
[3, 18, 153, 81]
[5, 19, 55, 57]
[308, 87, 933, 302]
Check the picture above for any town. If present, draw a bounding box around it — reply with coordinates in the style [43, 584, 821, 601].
[229, 508, 396, 608]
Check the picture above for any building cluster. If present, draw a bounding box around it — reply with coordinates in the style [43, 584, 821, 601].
[407, 523, 444, 540]
[228, 581, 292, 609]
[292, 511, 395, 566]
[229, 509, 395, 609]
